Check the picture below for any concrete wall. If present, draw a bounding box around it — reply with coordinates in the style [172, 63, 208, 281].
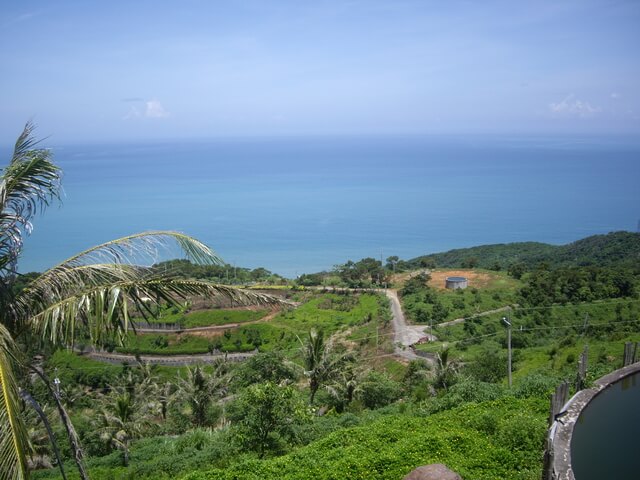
[546, 361, 640, 480]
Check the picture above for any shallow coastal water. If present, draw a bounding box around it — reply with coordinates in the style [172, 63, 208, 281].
[12, 134, 640, 277]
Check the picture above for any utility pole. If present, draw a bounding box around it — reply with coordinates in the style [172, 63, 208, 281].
[503, 316, 512, 388]
[581, 313, 589, 337]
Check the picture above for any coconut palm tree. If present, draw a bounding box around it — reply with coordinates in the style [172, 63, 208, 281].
[0, 123, 277, 479]
[95, 389, 149, 467]
[300, 330, 353, 405]
[178, 361, 230, 428]
[433, 347, 459, 391]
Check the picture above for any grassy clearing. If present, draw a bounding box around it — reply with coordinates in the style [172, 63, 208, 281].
[141, 307, 268, 328]
[116, 332, 213, 355]
[400, 269, 521, 324]
[182, 309, 268, 328]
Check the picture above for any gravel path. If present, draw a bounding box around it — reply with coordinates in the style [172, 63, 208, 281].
[385, 289, 435, 362]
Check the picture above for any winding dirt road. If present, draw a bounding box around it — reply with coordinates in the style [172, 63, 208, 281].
[385, 289, 435, 362]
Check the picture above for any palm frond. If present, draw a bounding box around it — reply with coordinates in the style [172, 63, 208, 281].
[9, 231, 223, 330]
[49, 231, 222, 269]
[0, 324, 30, 480]
[0, 122, 61, 275]
[29, 278, 283, 346]
[10, 264, 152, 326]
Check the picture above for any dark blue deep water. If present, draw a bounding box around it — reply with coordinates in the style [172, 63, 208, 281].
[10, 135, 640, 277]
[571, 371, 640, 480]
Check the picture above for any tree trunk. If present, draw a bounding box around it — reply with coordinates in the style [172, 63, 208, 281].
[20, 389, 68, 480]
[309, 378, 319, 404]
[31, 368, 91, 480]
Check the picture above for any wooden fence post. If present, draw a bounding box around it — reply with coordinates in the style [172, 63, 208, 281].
[576, 345, 588, 391]
[623, 342, 637, 367]
[543, 381, 570, 480]
[542, 438, 555, 480]
[548, 382, 570, 426]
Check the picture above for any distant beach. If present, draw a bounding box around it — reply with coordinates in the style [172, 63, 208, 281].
[15, 135, 640, 277]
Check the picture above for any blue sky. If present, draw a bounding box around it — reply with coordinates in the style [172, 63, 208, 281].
[1, 0, 639, 143]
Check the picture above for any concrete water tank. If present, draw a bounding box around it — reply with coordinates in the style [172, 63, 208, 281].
[445, 276, 468, 289]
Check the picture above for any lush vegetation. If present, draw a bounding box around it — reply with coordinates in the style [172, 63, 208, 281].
[181, 397, 547, 480]
[400, 271, 520, 324]
[139, 306, 269, 328]
[296, 257, 389, 288]
[407, 231, 640, 272]
[153, 259, 286, 285]
[518, 265, 636, 306]
[32, 385, 549, 480]
[28, 262, 640, 480]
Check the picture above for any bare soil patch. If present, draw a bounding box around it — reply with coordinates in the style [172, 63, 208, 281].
[178, 309, 282, 339]
[428, 270, 492, 290]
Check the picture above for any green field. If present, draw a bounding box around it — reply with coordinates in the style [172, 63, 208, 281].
[142, 307, 268, 328]
[116, 332, 214, 355]
[114, 293, 387, 356]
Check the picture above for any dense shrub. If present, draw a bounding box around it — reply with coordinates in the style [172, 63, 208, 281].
[513, 373, 558, 399]
[358, 371, 402, 409]
[180, 397, 547, 480]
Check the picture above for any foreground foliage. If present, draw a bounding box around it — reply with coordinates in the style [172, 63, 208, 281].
[0, 124, 276, 479]
[181, 397, 546, 480]
[32, 394, 547, 480]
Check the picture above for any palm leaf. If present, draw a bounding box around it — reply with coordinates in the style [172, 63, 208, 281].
[49, 231, 222, 268]
[0, 324, 29, 480]
[11, 264, 149, 321]
[0, 122, 61, 275]
[9, 232, 222, 331]
[29, 278, 283, 346]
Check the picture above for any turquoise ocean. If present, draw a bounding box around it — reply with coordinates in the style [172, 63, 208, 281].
[7, 135, 640, 278]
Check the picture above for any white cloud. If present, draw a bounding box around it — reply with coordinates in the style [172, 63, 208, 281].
[123, 106, 141, 120]
[145, 99, 170, 118]
[610, 92, 620, 100]
[549, 94, 600, 117]
[122, 98, 170, 120]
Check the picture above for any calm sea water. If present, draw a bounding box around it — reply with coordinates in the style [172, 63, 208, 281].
[9, 135, 640, 277]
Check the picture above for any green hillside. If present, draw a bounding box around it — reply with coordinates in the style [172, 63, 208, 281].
[181, 396, 547, 480]
[408, 231, 640, 270]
